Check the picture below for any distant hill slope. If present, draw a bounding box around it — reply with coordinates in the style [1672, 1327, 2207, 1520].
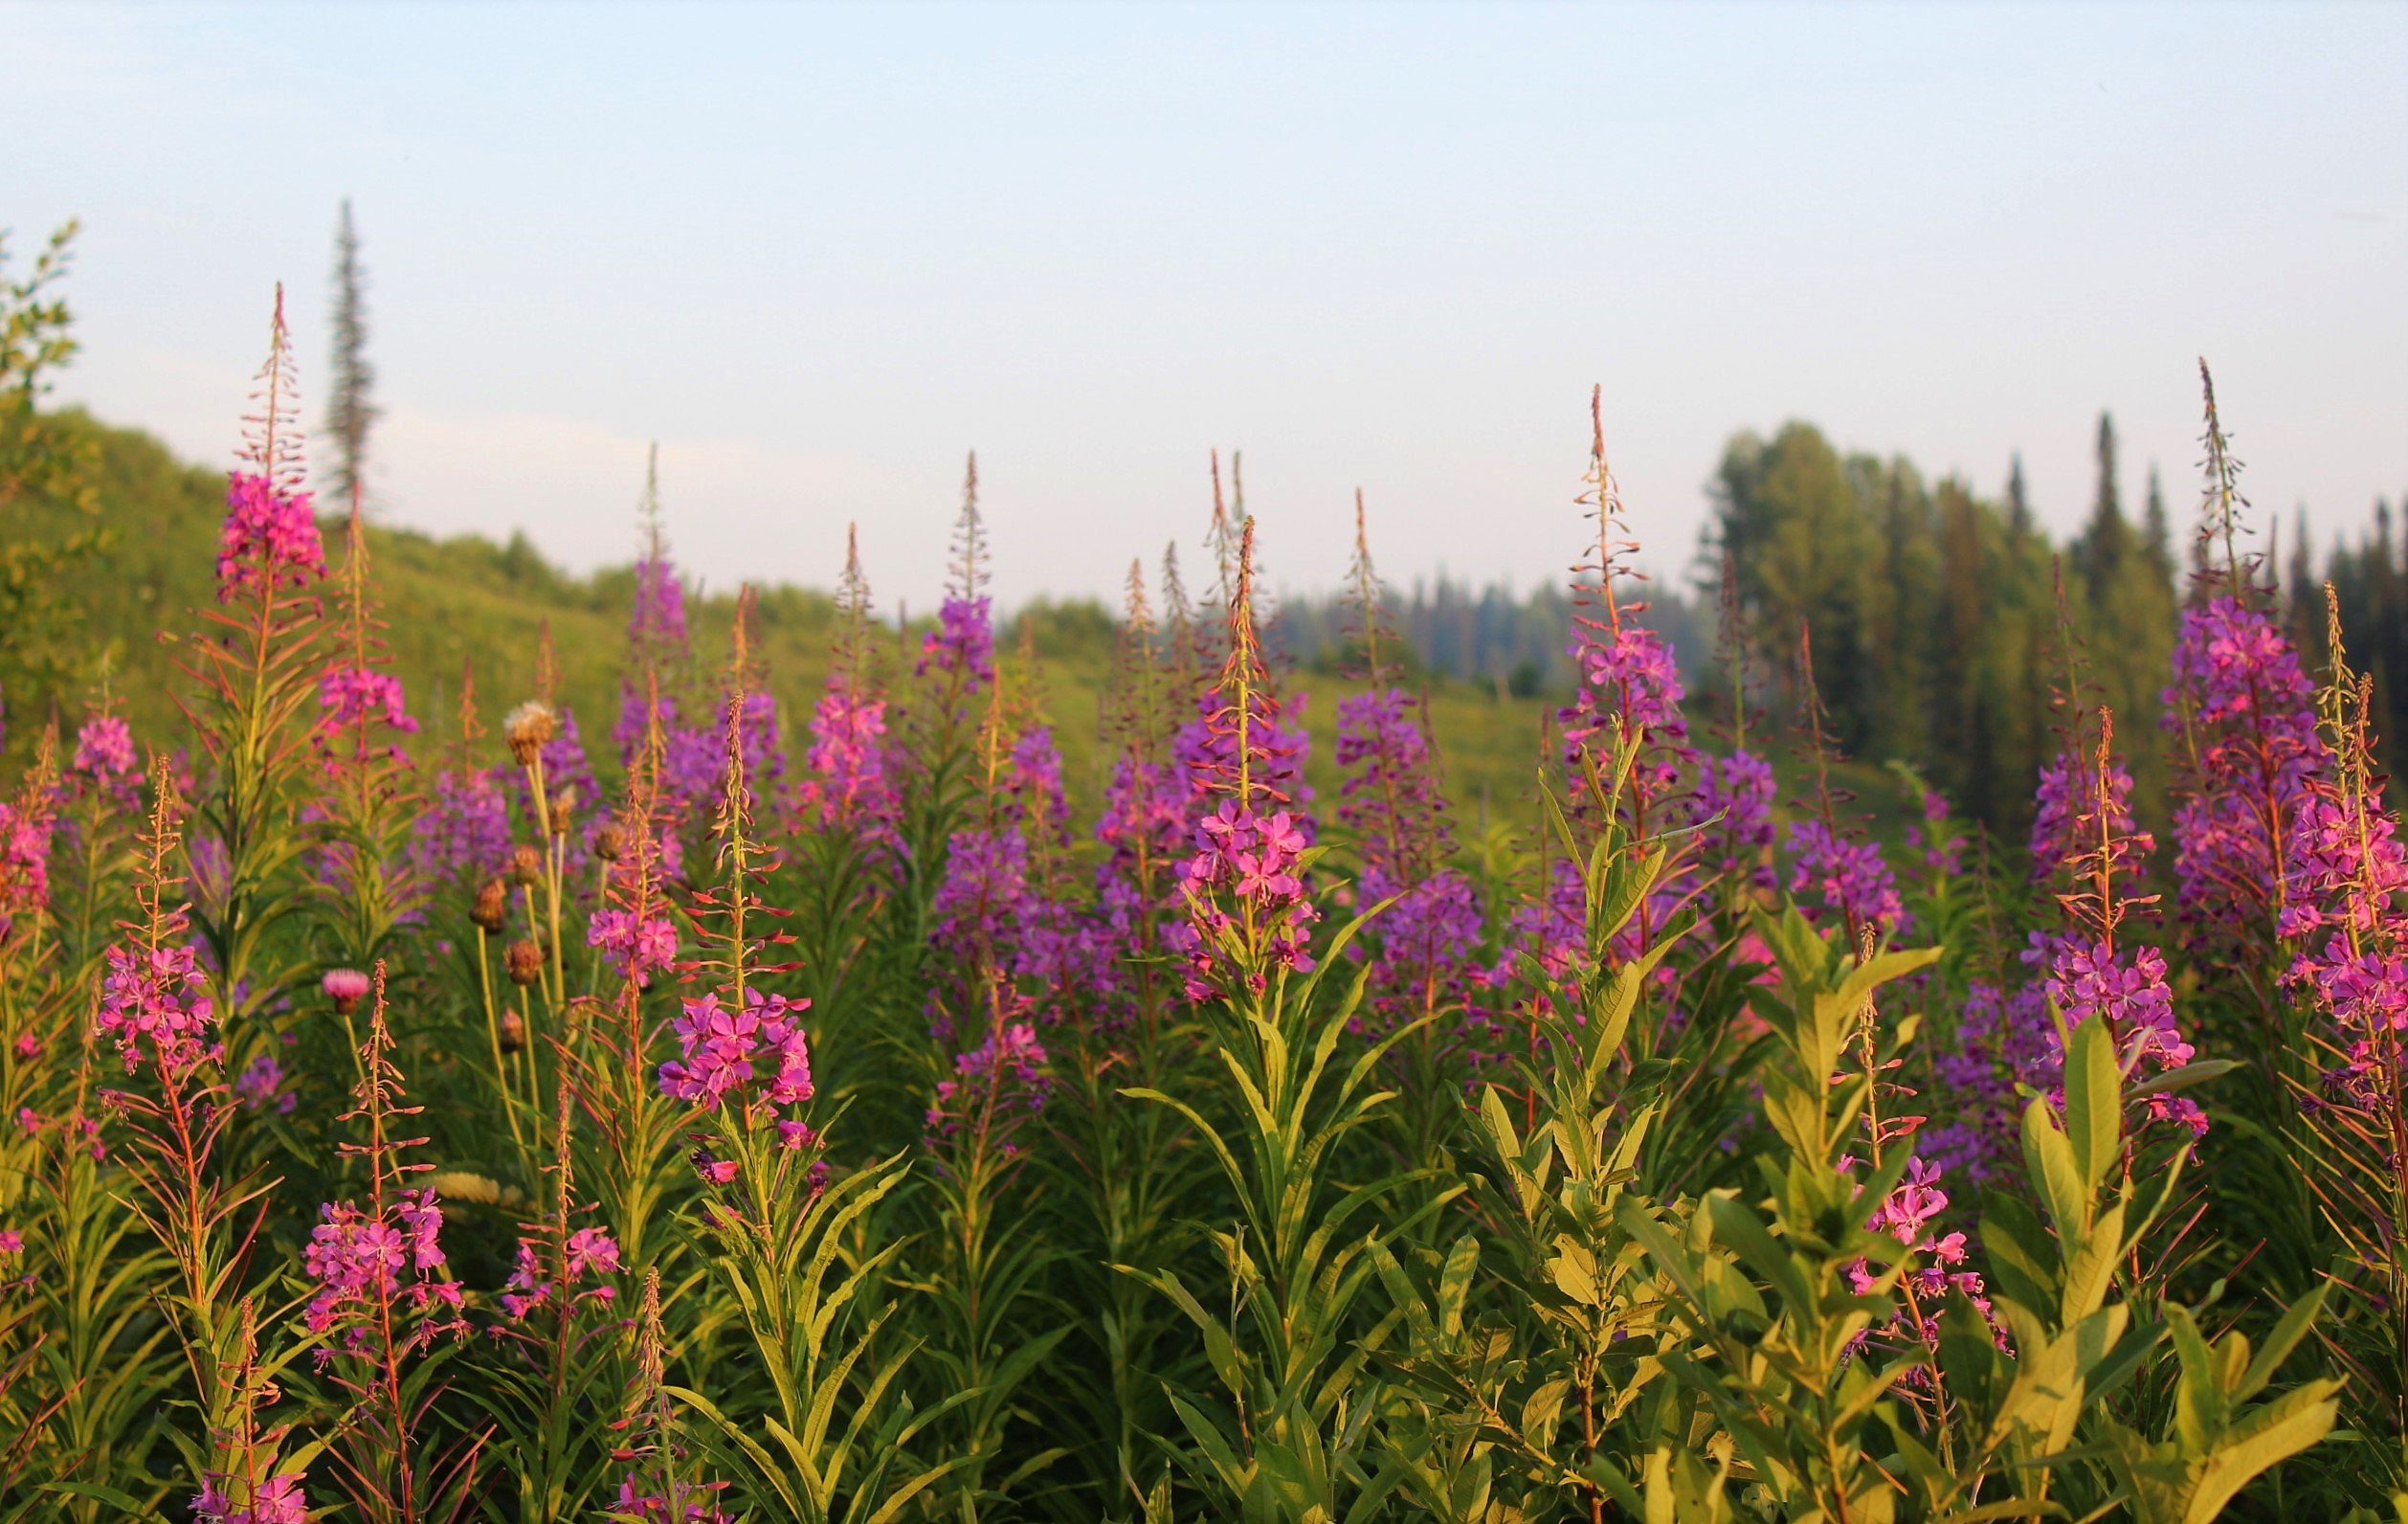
[3, 415, 1562, 816]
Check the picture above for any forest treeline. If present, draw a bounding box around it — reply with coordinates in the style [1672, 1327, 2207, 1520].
[1288, 414, 2405, 845]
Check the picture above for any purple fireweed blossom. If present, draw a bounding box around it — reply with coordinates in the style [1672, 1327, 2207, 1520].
[192, 1472, 308, 1524]
[1924, 980, 2053, 1186]
[917, 595, 996, 690]
[589, 909, 678, 986]
[614, 1475, 732, 1524]
[234, 1054, 296, 1114]
[802, 681, 897, 833]
[1785, 818, 1905, 939]
[1841, 1155, 2003, 1365]
[2040, 937, 2206, 1136]
[657, 989, 814, 1115]
[1906, 788, 1962, 879]
[499, 1225, 620, 1320]
[215, 471, 324, 597]
[409, 768, 513, 885]
[1698, 750, 1777, 894]
[318, 664, 418, 738]
[73, 715, 136, 780]
[926, 1020, 1053, 1141]
[2030, 748, 2152, 882]
[1009, 726, 1069, 839]
[2163, 594, 2328, 937]
[96, 941, 216, 1075]
[932, 829, 1037, 950]
[302, 1187, 460, 1334]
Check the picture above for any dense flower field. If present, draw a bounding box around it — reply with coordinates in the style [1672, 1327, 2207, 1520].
[0, 300, 2397, 1523]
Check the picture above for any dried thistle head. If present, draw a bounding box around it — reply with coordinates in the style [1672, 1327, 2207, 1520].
[503, 700, 556, 766]
[594, 818, 628, 863]
[509, 843, 543, 888]
[504, 939, 544, 988]
[470, 877, 509, 932]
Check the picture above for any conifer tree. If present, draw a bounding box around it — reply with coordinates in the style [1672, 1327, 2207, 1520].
[324, 199, 378, 505]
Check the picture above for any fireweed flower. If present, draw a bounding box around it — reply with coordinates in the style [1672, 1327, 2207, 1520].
[614, 1475, 732, 1524]
[926, 1019, 1053, 1144]
[234, 1053, 296, 1114]
[0, 797, 56, 946]
[1925, 980, 2055, 1185]
[72, 714, 136, 780]
[1697, 749, 1777, 893]
[96, 940, 217, 1075]
[317, 664, 418, 738]
[409, 767, 514, 885]
[192, 1472, 308, 1524]
[215, 471, 324, 597]
[1785, 818, 1905, 939]
[589, 908, 678, 985]
[302, 1187, 461, 1334]
[657, 988, 814, 1117]
[2163, 594, 2327, 937]
[498, 1226, 621, 1319]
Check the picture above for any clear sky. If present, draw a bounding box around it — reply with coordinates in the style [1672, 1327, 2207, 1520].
[6, 1, 2404, 612]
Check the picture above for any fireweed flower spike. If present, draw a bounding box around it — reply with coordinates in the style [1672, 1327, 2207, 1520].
[801, 525, 899, 835]
[919, 453, 996, 695]
[1171, 518, 1319, 998]
[2163, 361, 2328, 945]
[1785, 623, 1904, 945]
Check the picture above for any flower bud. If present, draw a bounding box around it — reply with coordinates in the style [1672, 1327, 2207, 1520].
[503, 701, 557, 766]
[497, 1007, 526, 1054]
[510, 843, 543, 888]
[504, 939, 544, 988]
[470, 877, 509, 932]
[594, 818, 628, 863]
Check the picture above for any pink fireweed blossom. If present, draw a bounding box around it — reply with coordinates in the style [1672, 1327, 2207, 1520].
[499, 1225, 620, 1320]
[317, 664, 418, 737]
[215, 471, 324, 596]
[657, 989, 814, 1115]
[589, 908, 678, 985]
[1842, 1155, 2005, 1365]
[926, 1020, 1053, 1142]
[2163, 594, 2327, 937]
[192, 1472, 308, 1524]
[73, 714, 136, 780]
[302, 1187, 461, 1334]
[0, 797, 56, 947]
[1173, 801, 1319, 997]
[96, 941, 216, 1075]
[614, 1476, 733, 1524]
[802, 681, 895, 831]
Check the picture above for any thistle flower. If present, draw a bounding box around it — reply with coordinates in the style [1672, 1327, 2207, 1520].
[323, 967, 370, 1014]
[469, 876, 509, 932]
[503, 702, 557, 767]
[504, 939, 544, 988]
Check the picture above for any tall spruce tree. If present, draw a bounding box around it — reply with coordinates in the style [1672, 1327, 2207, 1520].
[324, 198, 377, 505]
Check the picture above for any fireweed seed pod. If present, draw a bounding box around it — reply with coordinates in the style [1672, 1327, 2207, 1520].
[510, 842, 543, 887]
[503, 701, 556, 766]
[497, 1007, 526, 1053]
[471, 877, 510, 932]
[594, 818, 628, 862]
[504, 939, 544, 987]
[322, 967, 370, 1016]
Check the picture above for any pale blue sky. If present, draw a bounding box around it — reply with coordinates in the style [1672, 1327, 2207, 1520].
[6, 1, 2403, 610]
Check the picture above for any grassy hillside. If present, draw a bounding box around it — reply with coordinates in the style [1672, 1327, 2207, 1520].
[7, 412, 1925, 853]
